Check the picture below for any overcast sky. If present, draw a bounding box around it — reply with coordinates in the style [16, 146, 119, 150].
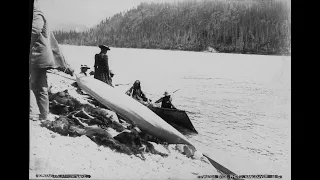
[38, 0, 290, 28]
[39, 0, 179, 28]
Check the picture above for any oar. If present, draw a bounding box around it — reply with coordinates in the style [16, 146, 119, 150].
[151, 88, 180, 102]
[47, 70, 76, 81]
[202, 153, 244, 180]
[153, 88, 180, 97]
[48, 71, 131, 89]
[171, 89, 180, 94]
[114, 83, 130, 86]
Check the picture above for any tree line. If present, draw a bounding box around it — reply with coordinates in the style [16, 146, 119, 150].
[53, 0, 291, 55]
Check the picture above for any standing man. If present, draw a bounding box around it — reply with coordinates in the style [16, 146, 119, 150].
[30, 0, 74, 121]
[94, 45, 112, 86]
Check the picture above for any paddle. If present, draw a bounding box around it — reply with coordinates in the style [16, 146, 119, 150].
[202, 153, 244, 180]
[48, 70, 129, 88]
[171, 89, 180, 94]
[152, 88, 180, 97]
[150, 88, 180, 104]
[47, 70, 76, 81]
[114, 83, 130, 86]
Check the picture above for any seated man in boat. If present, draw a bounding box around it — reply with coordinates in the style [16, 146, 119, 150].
[154, 91, 176, 109]
[126, 80, 150, 105]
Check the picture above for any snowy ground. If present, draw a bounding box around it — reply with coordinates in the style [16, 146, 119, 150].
[29, 71, 221, 180]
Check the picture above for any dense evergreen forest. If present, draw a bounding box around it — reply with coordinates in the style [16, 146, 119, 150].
[53, 0, 291, 55]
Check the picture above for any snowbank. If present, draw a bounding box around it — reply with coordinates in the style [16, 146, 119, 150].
[29, 71, 220, 179]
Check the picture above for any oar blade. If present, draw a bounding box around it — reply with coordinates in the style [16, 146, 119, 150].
[202, 153, 244, 180]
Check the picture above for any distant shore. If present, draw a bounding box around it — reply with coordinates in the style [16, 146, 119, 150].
[53, 0, 291, 56]
[60, 44, 291, 57]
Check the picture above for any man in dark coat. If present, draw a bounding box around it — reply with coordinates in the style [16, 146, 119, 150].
[94, 45, 112, 86]
[155, 91, 176, 109]
[80, 65, 90, 76]
[30, 0, 74, 121]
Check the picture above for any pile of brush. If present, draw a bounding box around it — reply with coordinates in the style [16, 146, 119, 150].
[41, 87, 169, 160]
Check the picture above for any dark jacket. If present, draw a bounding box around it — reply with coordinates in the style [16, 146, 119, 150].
[30, 8, 70, 70]
[155, 95, 175, 109]
[94, 53, 112, 85]
[94, 53, 110, 73]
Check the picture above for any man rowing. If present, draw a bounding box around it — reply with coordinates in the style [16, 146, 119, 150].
[94, 45, 112, 86]
[154, 91, 176, 109]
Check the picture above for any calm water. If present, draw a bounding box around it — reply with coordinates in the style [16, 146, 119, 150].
[61, 45, 291, 179]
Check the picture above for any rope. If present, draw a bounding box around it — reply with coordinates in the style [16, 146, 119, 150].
[47, 70, 76, 81]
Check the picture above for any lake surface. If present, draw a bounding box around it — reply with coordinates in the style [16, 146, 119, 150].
[61, 45, 291, 179]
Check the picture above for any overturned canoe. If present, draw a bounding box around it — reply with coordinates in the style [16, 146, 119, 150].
[75, 74, 195, 148]
[148, 106, 198, 133]
[75, 74, 241, 177]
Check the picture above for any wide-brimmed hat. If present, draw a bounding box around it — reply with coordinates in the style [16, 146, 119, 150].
[99, 45, 110, 50]
[80, 65, 90, 69]
[164, 91, 170, 96]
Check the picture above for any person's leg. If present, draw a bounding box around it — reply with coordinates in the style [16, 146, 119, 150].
[30, 69, 40, 119]
[30, 68, 49, 120]
[30, 88, 40, 119]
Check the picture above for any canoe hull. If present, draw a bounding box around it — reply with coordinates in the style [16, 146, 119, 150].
[75, 75, 195, 147]
[75, 74, 240, 177]
[148, 106, 198, 133]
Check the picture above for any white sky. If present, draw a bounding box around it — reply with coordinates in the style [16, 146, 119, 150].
[39, 0, 180, 28]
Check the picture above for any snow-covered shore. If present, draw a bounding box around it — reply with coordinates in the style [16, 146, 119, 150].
[29, 71, 220, 180]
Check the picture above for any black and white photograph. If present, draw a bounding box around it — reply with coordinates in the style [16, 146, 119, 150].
[29, 0, 291, 179]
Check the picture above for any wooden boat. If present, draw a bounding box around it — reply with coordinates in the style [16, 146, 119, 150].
[75, 74, 195, 146]
[148, 106, 198, 133]
[75, 74, 241, 178]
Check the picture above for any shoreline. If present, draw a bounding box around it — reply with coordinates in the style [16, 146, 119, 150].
[29, 71, 221, 179]
[59, 44, 291, 57]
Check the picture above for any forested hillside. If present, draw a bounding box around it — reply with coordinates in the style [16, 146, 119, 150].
[53, 0, 291, 55]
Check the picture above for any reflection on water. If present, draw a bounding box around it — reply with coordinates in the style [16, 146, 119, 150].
[61, 45, 291, 179]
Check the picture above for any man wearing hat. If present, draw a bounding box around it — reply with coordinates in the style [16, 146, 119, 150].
[94, 45, 112, 86]
[154, 91, 176, 109]
[80, 65, 90, 76]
